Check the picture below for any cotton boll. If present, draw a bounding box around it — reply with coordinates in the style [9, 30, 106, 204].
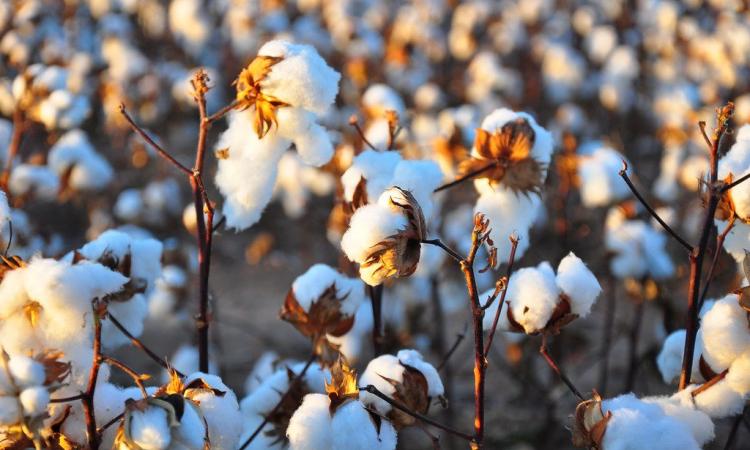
[242, 351, 281, 396]
[690, 380, 747, 418]
[331, 400, 397, 450]
[128, 405, 173, 449]
[276, 108, 334, 166]
[503, 265, 559, 334]
[115, 189, 144, 222]
[340, 150, 403, 203]
[286, 393, 333, 450]
[0, 396, 22, 425]
[171, 400, 206, 449]
[258, 40, 341, 115]
[389, 159, 444, 221]
[726, 351, 750, 396]
[8, 164, 60, 200]
[396, 349, 444, 397]
[555, 252, 601, 317]
[184, 373, 242, 450]
[656, 330, 703, 384]
[47, 129, 113, 191]
[19, 386, 50, 416]
[8, 355, 45, 388]
[478, 108, 554, 171]
[700, 294, 750, 370]
[359, 354, 404, 415]
[362, 84, 406, 118]
[293, 264, 346, 311]
[341, 204, 407, 267]
[644, 393, 715, 446]
[578, 146, 630, 208]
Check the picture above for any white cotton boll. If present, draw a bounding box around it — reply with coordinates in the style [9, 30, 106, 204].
[726, 351, 750, 396]
[555, 252, 601, 317]
[115, 189, 144, 221]
[389, 159, 444, 221]
[340, 150, 403, 203]
[184, 372, 242, 450]
[170, 401, 206, 449]
[585, 25, 617, 63]
[690, 380, 747, 418]
[602, 394, 702, 450]
[168, 0, 210, 58]
[644, 393, 714, 446]
[8, 355, 45, 387]
[479, 108, 554, 170]
[47, 129, 113, 191]
[578, 147, 630, 208]
[506, 265, 560, 334]
[292, 120, 334, 167]
[473, 189, 537, 264]
[657, 330, 703, 384]
[331, 400, 397, 450]
[362, 84, 406, 118]
[128, 405, 172, 449]
[258, 40, 340, 115]
[242, 351, 280, 396]
[0, 396, 21, 424]
[287, 393, 333, 450]
[359, 354, 404, 415]
[340, 204, 407, 276]
[19, 386, 50, 416]
[397, 349, 444, 397]
[292, 264, 365, 316]
[700, 294, 750, 370]
[214, 111, 290, 230]
[721, 221, 750, 263]
[8, 164, 60, 200]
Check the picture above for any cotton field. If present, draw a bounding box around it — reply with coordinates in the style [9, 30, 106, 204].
[0, 1, 749, 449]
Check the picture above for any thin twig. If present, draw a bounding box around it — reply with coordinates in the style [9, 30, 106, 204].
[437, 322, 468, 371]
[619, 160, 693, 252]
[368, 284, 384, 356]
[83, 303, 104, 449]
[101, 355, 148, 398]
[349, 115, 378, 151]
[238, 353, 317, 450]
[49, 393, 86, 403]
[539, 334, 584, 400]
[722, 172, 750, 193]
[698, 215, 736, 311]
[434, 162, 498, 193]
[421, 239, 464, 263]
[598, 273, 616, 395]
[691, 368, 729, 397]
[484, 236, 520, 356]
[206, 99, 239, 123]
[360, 385, 474, 442]
[119, 104, 192, 176]
[108, 313, 182, 376]
[97, 412, 125, 435]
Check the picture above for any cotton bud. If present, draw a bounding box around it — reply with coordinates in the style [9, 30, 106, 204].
[281, 264, 365, 361]
[341, 187, 427, 286]
[19, 385, 49, 416]
[359, 350, 444, 428]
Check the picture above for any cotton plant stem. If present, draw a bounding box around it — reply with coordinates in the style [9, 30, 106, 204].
[368, 284, 384, 356]
[360, 385, 475, 442]
[690, 368, 729, 397]
[238, 353, 316, 450]
[484, 236, 519, 356]
[108, 313, 182, 376]
[83, 305, 104, 450]
[679, 106, 732, 390]
[539, 334, 584, 401]
[437, 323, 468, 371]
[598, 273, 616, 395]
[434, 162, 498, 193]
[698, 216, 736, 311]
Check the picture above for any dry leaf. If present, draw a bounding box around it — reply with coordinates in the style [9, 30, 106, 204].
[234, 56, 290, 139]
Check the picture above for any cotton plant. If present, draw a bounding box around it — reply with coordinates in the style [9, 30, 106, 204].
[286, 361, 397, 450]
[214, 40, 341, 231]
[715, 124, 750, 263]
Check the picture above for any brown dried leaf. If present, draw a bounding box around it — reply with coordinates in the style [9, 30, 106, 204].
[325, 360, 359, 413]
[571, 391, 611, 448]
[388, 365, 430, 428]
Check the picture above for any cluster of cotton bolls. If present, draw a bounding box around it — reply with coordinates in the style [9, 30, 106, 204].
[0, 354, 56, 428]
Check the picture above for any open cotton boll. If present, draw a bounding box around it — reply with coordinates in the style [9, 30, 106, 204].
[362, 84, 406, 118]
[389, 159, 444, 221]
[359, 354, 406, 414]
[19, 386, 50, 416]
[242, 351, 281, 396]
[275, 108, 334, 167]
[505, 264, 560, 334]
[478, 108, 554, 171]
[0, 397, 21, 425]
[578, 146, 630, 208]
[331, 400, 397, 450]
[657, 329, 703, 384]
[258, 40, 340, 115]
[291, 264, 365, 315]
[286, 393, 334, 450]
[601, 394, 703, 450]
[721, 220, 750, 263]
[700, 294, 750, 370]
[184, 372, 242, 450]
[726, 351, 750, 396]
[642, 393, 715, 447]
[396, 349, 444, 397]
[340, 203, 408, 265]
[555, 252, 601, 317]
[215, 111, 289, 230]
[8, 355, 45, 388]
[340, 150, 403, 203]
[689, 380, 747, 418]
[8, 164, 60, 200]
[127, 405, 172, 449]
[47, 129, 113, 191]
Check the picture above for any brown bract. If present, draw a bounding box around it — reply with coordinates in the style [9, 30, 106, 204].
[234, 56, 290, 139]
[571, 391, 611, 448]
[460, 118, 544, 195]
[263, 367, 311, 446]
[379, 364, 430, 429]
[325, 360, 359, 414]
[506, 295, 579, 335]
[280, 284, 355, 360]
[361, 188, 426, 282]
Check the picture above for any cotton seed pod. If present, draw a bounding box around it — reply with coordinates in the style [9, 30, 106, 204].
[116, 395, 207, 450]
[571, 391, 611, 448]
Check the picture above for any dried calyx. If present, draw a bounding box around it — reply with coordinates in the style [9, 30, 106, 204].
[571, 391, 611, 449]
[234, 56, 289, 139]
